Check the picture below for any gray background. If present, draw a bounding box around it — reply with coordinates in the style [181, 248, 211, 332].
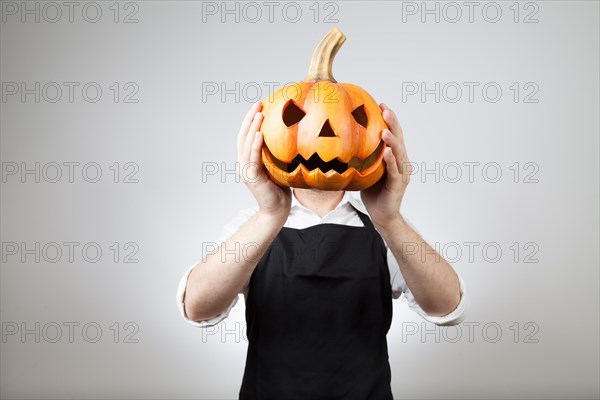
[1, 0, 598, 398]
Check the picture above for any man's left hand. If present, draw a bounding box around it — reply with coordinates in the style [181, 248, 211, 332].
[360, 103, 413, 231]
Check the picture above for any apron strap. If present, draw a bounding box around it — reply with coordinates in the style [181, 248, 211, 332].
[349, 202, 376, 230]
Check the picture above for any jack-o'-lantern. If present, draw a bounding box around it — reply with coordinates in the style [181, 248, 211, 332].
[260, 28, 388, 191]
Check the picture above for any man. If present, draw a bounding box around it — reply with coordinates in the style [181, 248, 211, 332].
[177, 101, 467, 399]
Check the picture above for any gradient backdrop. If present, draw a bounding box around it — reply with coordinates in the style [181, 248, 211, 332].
[1, 1, 598, 399]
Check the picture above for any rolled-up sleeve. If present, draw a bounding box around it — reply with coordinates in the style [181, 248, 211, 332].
[176, 263, 240, 328]
[176, 207, 256, 328]
[401, 271, 467, 326]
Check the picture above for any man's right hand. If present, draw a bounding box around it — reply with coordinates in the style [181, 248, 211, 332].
[237, 101, 292, 225]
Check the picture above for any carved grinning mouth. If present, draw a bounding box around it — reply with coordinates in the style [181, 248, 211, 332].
[263, 140, 385, 174]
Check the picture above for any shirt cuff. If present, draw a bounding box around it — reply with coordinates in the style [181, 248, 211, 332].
[404, 272, 468, 326]
[176, 263, 238, 328]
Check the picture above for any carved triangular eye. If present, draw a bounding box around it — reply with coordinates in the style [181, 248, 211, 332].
[351, 104, 368, 128]
[282, 100, 306, 127]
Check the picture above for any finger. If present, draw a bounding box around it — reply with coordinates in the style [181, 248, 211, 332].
[380, 103, 404, 137]
[382, 129, 412, 179]
[242, 112, 264, 164]
[384, 146, 398, 174]
[380, 104, 409, 159]
[382, 147, 402, 189]
[242, 113, 259, 164]
[243, 131, 266, 185]
[237, 101, 263, 160]
[250, 131, 263, 166]
[238, 101, 262, 141]
[382, 129, 409, 164]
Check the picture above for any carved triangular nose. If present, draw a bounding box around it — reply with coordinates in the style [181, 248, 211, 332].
[318, 119, 336, 137]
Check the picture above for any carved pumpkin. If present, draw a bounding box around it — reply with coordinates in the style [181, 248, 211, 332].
[260, 28, 388, 191]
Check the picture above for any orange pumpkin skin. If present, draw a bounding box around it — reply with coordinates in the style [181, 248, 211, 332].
[259, 28, 388, 191]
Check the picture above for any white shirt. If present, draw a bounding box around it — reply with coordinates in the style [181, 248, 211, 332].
[176, 190, 468, 328]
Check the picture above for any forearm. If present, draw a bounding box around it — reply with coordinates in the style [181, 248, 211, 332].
[184, 211, 284, 321]
[376, 215, 461, 316]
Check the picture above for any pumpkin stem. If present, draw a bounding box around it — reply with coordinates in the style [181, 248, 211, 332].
[305, 27, 346, 83]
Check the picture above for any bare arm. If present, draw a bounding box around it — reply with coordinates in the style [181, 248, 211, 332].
[377, 216, 460, 316]
[183, 101, 291, 322]
[361, 103, 461, 317]
[183, 211, 285, 321]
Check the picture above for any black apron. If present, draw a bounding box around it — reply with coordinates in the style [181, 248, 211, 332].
[239, 204, 394, 400]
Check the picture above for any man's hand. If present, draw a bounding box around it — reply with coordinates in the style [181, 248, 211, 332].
[237, 101, 292, 224]
[360, 103, 413, 231]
